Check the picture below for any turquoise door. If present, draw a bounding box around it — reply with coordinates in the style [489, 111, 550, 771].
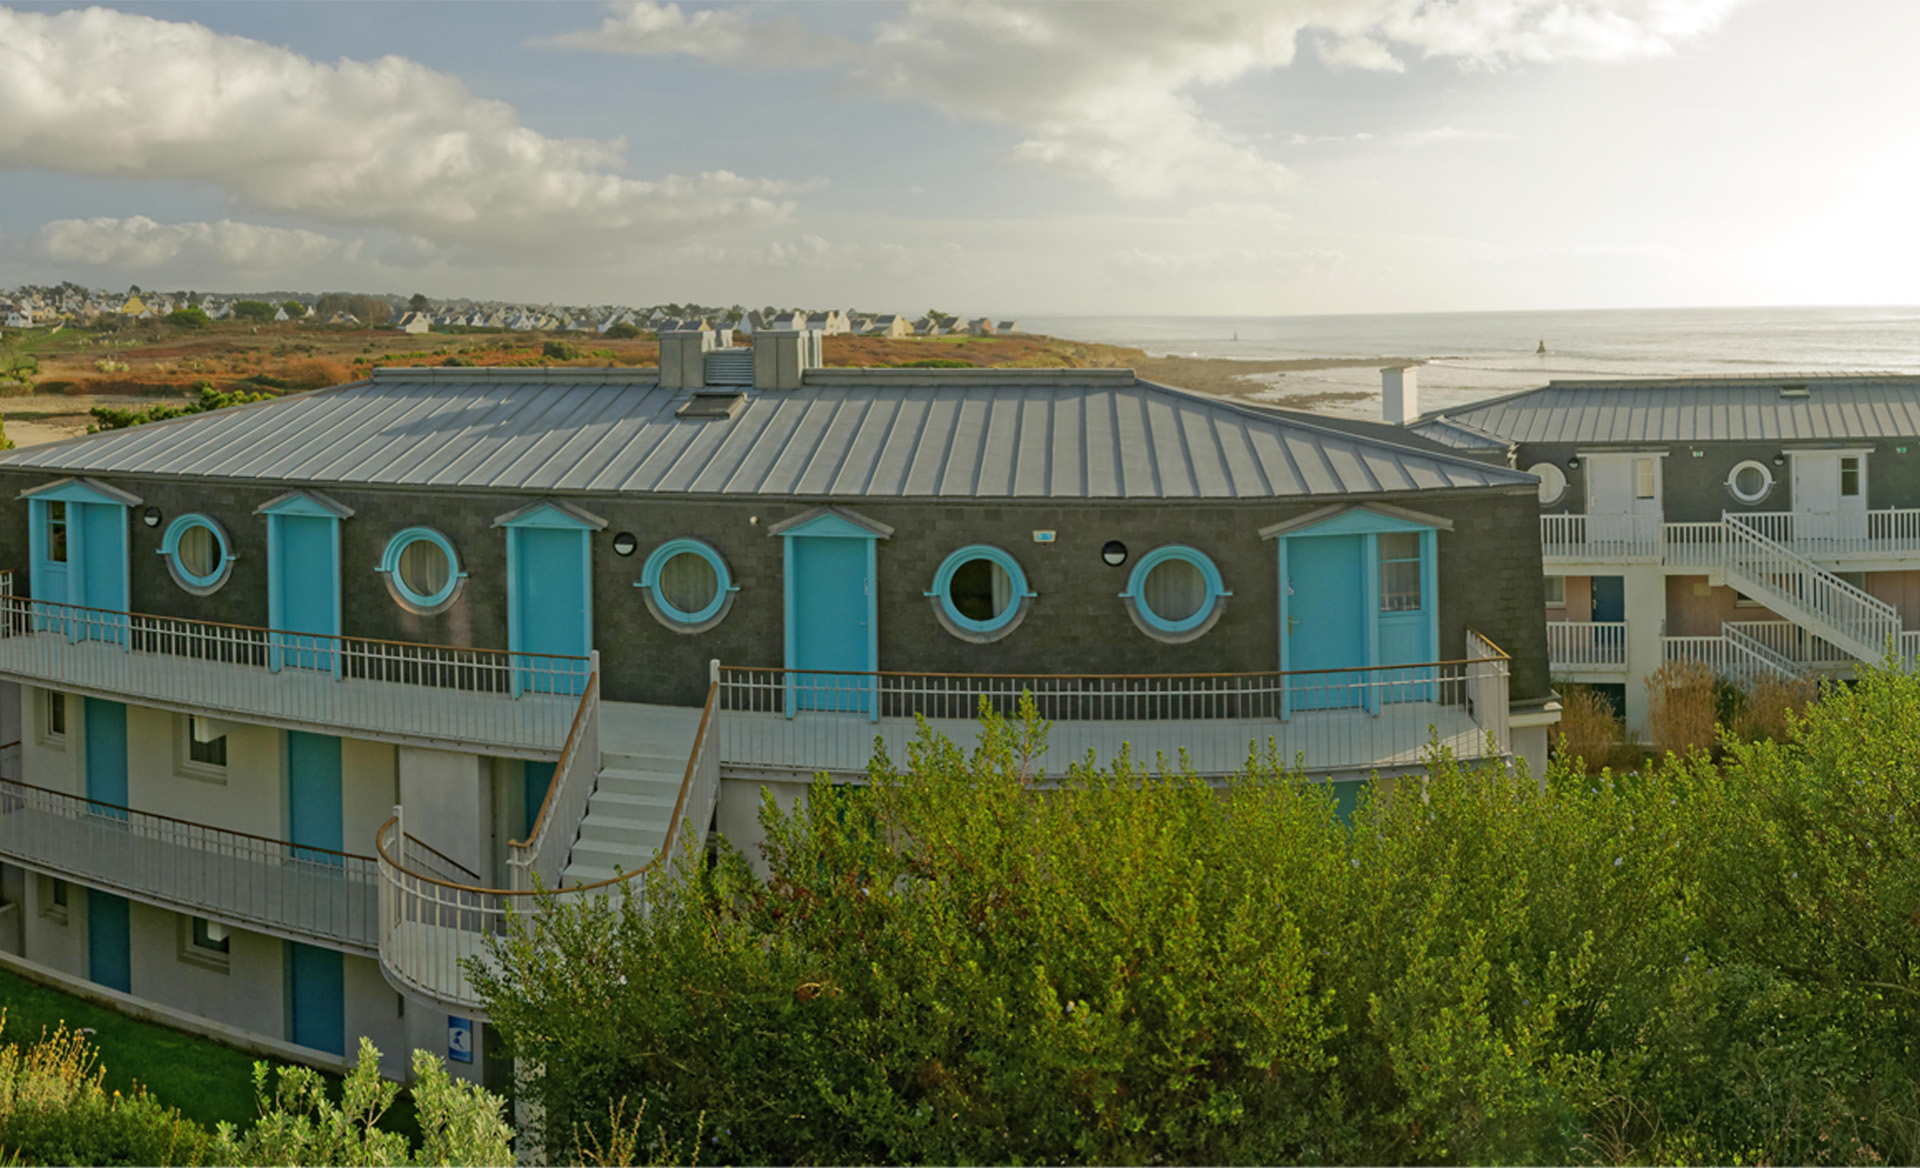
[513, 527, 589, 694]
[524, 760, 556, 836]
[287, 941, 345, 1055]
[288, 731, 343, 864]
[84, 697, 128, 818]
[1286, 535, 1369, 711]
[789, 536, 873, 713]
[76, 502, 129, 643]
[276, 515, 338, 671]
[88, 890, 131, 993]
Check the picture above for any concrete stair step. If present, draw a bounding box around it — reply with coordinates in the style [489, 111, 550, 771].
[587, 789, 681, 816]
[566, 836, 665, 874]
[601, 751, 688, 774]
[595, 770, 682, 799]
[578, 816, 670, 847]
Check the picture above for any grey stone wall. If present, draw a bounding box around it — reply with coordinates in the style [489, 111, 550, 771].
[0, 469, 1551, 707]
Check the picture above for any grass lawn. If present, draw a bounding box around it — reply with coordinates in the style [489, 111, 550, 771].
[0, 966, 419, 1141]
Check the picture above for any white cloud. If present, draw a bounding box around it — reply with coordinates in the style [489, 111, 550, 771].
[36, 216, 342, 269]
[550, 0, 1748, 198]
[0, 5, 798, 261]
[540, 2, 855, 67]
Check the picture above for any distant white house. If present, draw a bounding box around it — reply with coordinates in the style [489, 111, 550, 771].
[273, 305, 290, 322]
[4, 309, 33, 329]
[394, 312, 429, 333]
[967, 317, 996, 336]
[913, 316, 946, 337]
[866, 314, 913, 338]
[997, 320, 1020, 333]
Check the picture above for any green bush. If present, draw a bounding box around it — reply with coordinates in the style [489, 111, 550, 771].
[542, 340, 580, 361]
[166, 308, 212, 330]
[89, 385, 272, 432]
[603, 323, 640, 340]
[230, 300, 274, 323]
[480, 669, 1920, 1165]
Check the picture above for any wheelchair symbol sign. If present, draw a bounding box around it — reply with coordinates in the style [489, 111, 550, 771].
[448, 1016, 472, 1063]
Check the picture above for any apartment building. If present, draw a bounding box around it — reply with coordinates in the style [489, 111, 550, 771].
[0, 333, 1553, 1083]
[1404, 372, 1920, 732]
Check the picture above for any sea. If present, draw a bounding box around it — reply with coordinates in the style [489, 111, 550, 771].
[1019, 306, 1920, 418]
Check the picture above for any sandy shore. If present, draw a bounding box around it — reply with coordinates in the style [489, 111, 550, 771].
[1, 392, 171, 448]
[1128, 355, 1416, 410]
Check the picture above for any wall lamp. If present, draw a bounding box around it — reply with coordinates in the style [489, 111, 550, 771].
[611, 532, 638, 556]
[1101, 540, 1128, 567]
[142, 506, 162, 528]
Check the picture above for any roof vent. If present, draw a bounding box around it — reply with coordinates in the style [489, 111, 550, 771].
[1780, 384, 1810, 398]
[676, 391, 747, 420]
[703, 348, 754, 387]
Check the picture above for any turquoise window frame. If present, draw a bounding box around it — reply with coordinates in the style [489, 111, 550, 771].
[926, 544, 1034, 640]
[159, 514, 235, 593]
[637, 538, 738, 629]
[379, 526, 466, 611]
[1122, 545, 1230, 637]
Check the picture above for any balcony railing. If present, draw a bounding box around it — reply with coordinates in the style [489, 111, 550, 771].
[1547, 509, 1920, 567]
[1546, 621, 1628, 670]
[508, 664, 600, 893]
[0, 773, 378, 952]
[0, 594, 586, 757]
[715, 636, 1512, 779]
[1541, 513, 1663, 561]
[1736, 509, 1920, 559]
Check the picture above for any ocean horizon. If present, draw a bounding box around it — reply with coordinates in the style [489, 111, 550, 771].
[1019, 305, 1920, 419]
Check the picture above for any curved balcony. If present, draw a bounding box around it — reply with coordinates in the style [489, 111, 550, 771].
[0, 767, 379, 953]
[0, 590, 587, 758]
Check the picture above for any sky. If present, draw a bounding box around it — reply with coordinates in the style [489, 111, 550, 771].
[0, 0, 1914, 316]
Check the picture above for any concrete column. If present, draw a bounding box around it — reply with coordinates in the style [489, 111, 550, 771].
[1621, 565, 1667, 735]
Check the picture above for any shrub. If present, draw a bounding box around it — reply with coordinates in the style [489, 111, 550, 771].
[89, 385, 272, 432]
[603, 322, 640, 340]
[1734, 671, 1819, 742]
[230, 300, 274, 323]
[0, 1016, 212, 1165]
[542, 340, 580, 361]
[1645, 658, 1716, 753]
[480, 668, 1920, 1165]
[166, 307, 212, 330]
[1552, 683, 1621, 773]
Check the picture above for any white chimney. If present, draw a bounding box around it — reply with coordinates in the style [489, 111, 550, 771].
[1381, 365, 1419, 425]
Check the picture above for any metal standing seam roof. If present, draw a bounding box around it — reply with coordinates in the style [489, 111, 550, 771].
[0, 367, 1537, 500]
[1424, 373, 1920, 446]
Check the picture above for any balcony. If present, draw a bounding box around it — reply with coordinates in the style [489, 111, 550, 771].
[0, 769, 379, 954]
[1546, 621, 1627, 673]
[1545, 509, 1920, 568]
[0, 589, 586, 759]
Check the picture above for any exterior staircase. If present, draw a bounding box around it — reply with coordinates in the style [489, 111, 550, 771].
[561, 748, 688, 886]
[1719, 622, 1803, 681]
[1717, 515, 1900, 663]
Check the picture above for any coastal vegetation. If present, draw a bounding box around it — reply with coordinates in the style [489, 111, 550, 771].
[479, 668, 1920, 1166]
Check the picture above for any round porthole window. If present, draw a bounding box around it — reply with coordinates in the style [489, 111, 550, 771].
[161, 514, 234, 594]
[928, 545, 1033, 642]
[1526, 462, 1567, 506]
[1727, 459, 1774, 504]
[1123, 545, 1229, 643]
[638, 539, 737, 633]
[380, 528, 465, 613]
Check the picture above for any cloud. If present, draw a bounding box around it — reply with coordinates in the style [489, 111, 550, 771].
[0, 5, 798, 262]
[36, 216, 343, 269]
[549, 0, 1748, 198]
[540, 2, 855, 67]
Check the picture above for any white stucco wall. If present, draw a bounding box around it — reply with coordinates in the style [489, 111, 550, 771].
[397, 746, 492, 877]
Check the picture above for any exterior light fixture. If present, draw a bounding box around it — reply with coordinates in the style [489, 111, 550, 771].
[1101, 540, 1128, 567]
[142, 506, 162, 528]
[1772, 454, 1787, 467]
[611, 532, 638, 556]
[1565, 457, 1579, 470]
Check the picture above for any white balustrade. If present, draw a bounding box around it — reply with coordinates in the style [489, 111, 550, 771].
[508, 662, 601, 893]
[0, 595, 585, 757]
[1546, 621, 1628, 669]
[1541, 513, 1662, 560]
[0, 775, 379, 951]
[1717, 516, 1900, 659]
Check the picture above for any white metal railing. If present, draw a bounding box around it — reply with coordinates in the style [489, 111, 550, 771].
[1546, 621, 1628, 669]
[507, 662, 601, 893]
[1737, 509, 1920, 559]
[716, 637, 1512, 778]
[1722, 623, 1803, 678]
[0, 774, 378, 952]
[1541, 512, 1662, 560]
[0, 594, 586, 757]
[1717, 516, 1900, 658]
[1661, 521, 1724, 569]
[1724, 621, 1856, 669]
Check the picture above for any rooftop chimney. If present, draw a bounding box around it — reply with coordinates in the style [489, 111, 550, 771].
[753, 328, 824, 390]
[1381, 364, 1419, 425]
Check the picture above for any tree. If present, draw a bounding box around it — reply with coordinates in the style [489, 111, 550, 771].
[166, 306, 211, 330]
[409, 292, 430, 312]
[231, 300, 275, 323]
[280, 301, 305, 319]
[604, 322, 640, 340]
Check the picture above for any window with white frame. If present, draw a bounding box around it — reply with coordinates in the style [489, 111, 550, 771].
[1544, 576, 1566, 607]
[1727, 460, 1774, 504]
[1634, 457, 1657, 499]
[1841, 455, 1863, 498]
[1378, 532, 1423, 612]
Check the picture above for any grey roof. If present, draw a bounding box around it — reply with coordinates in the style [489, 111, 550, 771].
[0, 367, 1535, 501]
[1425, 373, 1920, 446]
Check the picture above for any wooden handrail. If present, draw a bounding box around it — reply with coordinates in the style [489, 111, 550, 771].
[662, 681, 719, 860]
[716, 657, 1504, 683]
[0, 775, 376, 863]
[508, 671, 598, 851]
[0, 589, 588, 664]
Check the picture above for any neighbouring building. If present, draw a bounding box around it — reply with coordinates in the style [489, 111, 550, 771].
[0, 333, 1553, 1088]
[1400, 369, 1920, 732]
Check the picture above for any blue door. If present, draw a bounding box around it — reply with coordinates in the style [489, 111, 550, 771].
[1591, 576, 1625, 622]
[524, 760, 556, 836]
[276, 515, 337, 671]
[789, 536, 873, 713]
[513, 527, 589, 694]
[287, 941, 345, 1055]
[84, 697, 128, 818]
[77, 503, 129, 643]
[1286, 535, 1369, 711]
[87, 890, 131, 993]
[288, 731, 343, 865]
